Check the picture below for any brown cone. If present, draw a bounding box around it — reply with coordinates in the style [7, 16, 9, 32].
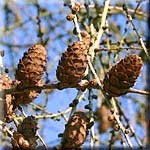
[12, 116, 38, 150]
[15, 44, 47, 86]
[97, 104, 112, 133]
[103, 54, 143, 97]
[62, 111, 89, 149]
[0, 74, 14, 122]
[11, 132, 30, 150]
[56, 32, 90, 84]
[14, 44, 46, 105]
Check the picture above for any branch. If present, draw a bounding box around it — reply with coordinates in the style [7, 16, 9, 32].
[115, 99, 144, 148]
[123, 3, 149, 58]
[15, 107, 72, 120]
[95, 46, 144, 52]
[110, 98, 133, 149]
[94, 0, 110, 49]
[3, 80, 150, 96]
[0, 120, 13, 137]
[128, 88, 150, 96]
[80, 5, 146, 19]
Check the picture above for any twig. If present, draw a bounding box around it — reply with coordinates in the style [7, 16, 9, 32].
[116, 100, 144, 148]
[34, 0, 44, 44]
[95, 47, 144, 52]
[111, 98, 133, 149]
[15, 107, 72, 120]
[123, 3, 149, 58]
[58, 110, 68, 122]
[69, 90, 87, 118]
[80, 5, 146, 19]
[87, 57, 103, 89]
[87, 89, 95, 150]
[0, 120, 13, 137]
[94, 0, 110, 49]
[18, 106, 27, 117]
[37, 132, 48, 150]
[128, 88, 150, 96]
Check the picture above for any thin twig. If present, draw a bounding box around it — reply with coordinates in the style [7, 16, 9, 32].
[116, 100, 144, 148]
[128, 88, 150, 96]
[88, 89, 95, 150]
[37, 132, 48, 150]
[94, 0, 111, 49]
[69, 90, 87, 118]
[95, 47, 144, 52]
[15, 107, 72, 120]
[111, 98, 133, 149]
[80, 5, 146, 19]
[123, 3, 149, 58]
[0, 120, 13, 137]
[65, 0, 82, 40]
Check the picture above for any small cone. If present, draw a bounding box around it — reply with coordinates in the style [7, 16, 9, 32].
[97, 104, 112, 133]
[56, 32, 90, 84]
[62, 111, 89, 149]
[103, 54, 143, 96]
[15, 44, 47, 86]
[17, 116, 38, 138]
[12, 116, 38, 150]
[0, 74, 14, 122]
[14, 44, 46, 105]
[11, 132, 30, 150]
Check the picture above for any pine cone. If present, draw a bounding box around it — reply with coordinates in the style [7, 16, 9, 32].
[17, 116, 38, 138]
[14, 44, 46, 105]
[103, 54, 143, 97]
[12, 116, 38, 150]
[11, 132, 30, 150]
[0, 74, 14, 122]
[62, 111, 89, 149]
[56, 32, 90, 84]
[97, 104, 112, 133]
[15, 44, 47, 86]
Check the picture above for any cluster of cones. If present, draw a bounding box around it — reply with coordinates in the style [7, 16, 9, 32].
[56, 32, 143, 148]
[2, 30, 143, 149]
[2, 44, 47, 122]
[56, 33, 143, 96]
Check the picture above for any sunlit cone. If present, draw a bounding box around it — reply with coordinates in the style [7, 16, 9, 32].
[0, 74, 14, 122]
[96, 104, 112, 133]
[15, 44, 47, 85]
[11, 132, 30, 150]
[56, 32, 90, 84]
[12, 116, 38, 150]
[14, 44, 46, 105]
[62, 111, 89, 149]
[103, 54, 143, 96]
